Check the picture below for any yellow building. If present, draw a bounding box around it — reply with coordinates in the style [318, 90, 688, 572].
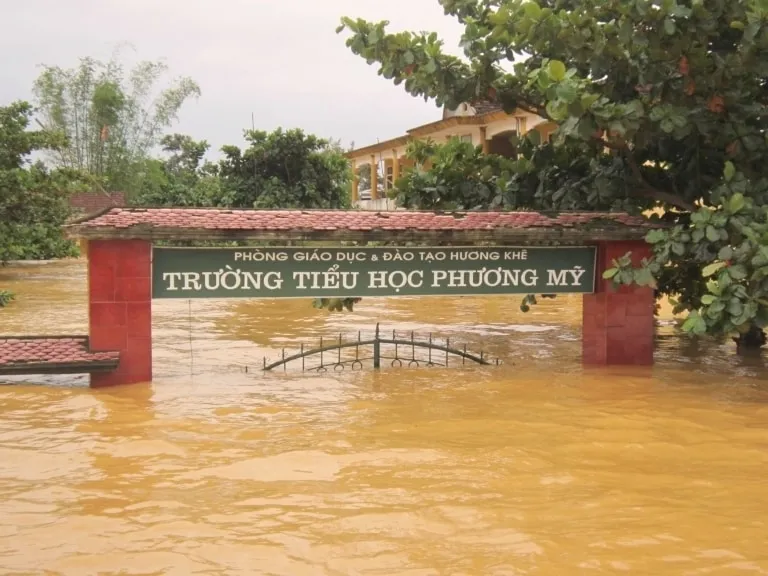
[345, 101, 555, 208]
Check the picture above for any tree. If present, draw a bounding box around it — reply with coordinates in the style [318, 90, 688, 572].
[393, 137, 524, 209]
[338, 0, 768, 347]
[133, 128, 353, 211]
[132, 134, 222, 207]
[33, 52, 201, 196]
[0, 101, 81, 305]
[218, 128, 352, 209]
[357, 162, 372, 191]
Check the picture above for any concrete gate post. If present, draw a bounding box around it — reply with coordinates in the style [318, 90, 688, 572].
[87, 239, 152, 387]
[582, 240, 655, 365]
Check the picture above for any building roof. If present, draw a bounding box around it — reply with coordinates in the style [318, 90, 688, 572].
[471, 101, 504, 115]
[345, 101, 509, 159]
[0, 336, 120, 375]
[443, 100, 504, 118]
[66, 207, 654, 244]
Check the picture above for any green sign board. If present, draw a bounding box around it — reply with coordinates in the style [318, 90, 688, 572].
[151, 246, 596, 299]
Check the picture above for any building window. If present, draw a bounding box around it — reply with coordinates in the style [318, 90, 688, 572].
[460, 134, 472, 144]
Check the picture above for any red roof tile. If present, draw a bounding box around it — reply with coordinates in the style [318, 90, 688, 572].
[69, 207, 652, 234]
[0, 336, 119, 374]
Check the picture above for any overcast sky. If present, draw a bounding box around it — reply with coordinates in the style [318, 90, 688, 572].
[0, 0, 464, 158]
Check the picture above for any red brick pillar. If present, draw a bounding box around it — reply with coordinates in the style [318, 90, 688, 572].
[582, 240, 655, 365]
[87, 239, 152, 387]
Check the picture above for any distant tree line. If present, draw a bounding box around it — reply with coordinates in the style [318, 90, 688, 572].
[0, 52, 353, 306]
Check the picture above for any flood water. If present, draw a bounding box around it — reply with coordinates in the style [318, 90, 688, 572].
[1, 259, 768, 575]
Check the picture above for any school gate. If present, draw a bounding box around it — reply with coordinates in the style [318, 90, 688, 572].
[65, 208, 656, 387]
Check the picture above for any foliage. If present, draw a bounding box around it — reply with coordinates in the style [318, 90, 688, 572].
[357, 162, 372, 191]
[33, 51, 201, 196]
[132, 134, 222, 207]
[218, 128, 352, 210]
[394, 137, 535, 210]
[607, 165, 768, 339]
[312, 297, 362, 312]
[0, 101, 80, 270]
[0, 290, 14, 307]
[134, 128, 353, 211]
[338, 0, 768, 344]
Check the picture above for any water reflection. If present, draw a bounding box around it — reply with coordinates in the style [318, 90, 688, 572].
[1, 259, 767, 574]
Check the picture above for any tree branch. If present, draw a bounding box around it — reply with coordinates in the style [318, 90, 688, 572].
[512, 100, 548, 119]
[632, 185, 696, 212]
[595, 137, 624, 150]
[590, 134, 695, 211]
[622, 146, 696, 212]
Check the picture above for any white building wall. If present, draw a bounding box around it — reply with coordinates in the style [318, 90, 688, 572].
[354, 197, 399, 211]
[485, 111, 545, 139]
[419, 125, 484, 145]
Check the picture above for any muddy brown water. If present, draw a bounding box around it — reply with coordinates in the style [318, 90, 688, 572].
[1, 259, 767, 575]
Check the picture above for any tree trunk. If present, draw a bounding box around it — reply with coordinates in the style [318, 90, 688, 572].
[733, 324, 766, 354]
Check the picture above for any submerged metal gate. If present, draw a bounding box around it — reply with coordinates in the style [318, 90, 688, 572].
[263, 324, 500, 372]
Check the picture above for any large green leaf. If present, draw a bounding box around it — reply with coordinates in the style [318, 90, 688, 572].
[718, 246, 734, 261]
[728, 193, 745, 213]
[728, 264, 748, 280]
[702, 261, 727, 277]
[645, 229, 666, 244]
[522, 1, 542, 18]
[548, 60, 567, 81]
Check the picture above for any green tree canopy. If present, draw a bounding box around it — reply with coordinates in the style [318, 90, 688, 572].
[218, 128, 352, 209]
[132, 128, 352, 210]
[33, 52, 201, 196]
[338, 0, 768, 346]
[0, 101, 81, 306]
[132, 134, 221, 207]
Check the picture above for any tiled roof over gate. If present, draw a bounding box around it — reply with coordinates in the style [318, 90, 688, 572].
[70, 207, 651, 230]
[66, 208, 654, 242]
[0, 336, 120, 375]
